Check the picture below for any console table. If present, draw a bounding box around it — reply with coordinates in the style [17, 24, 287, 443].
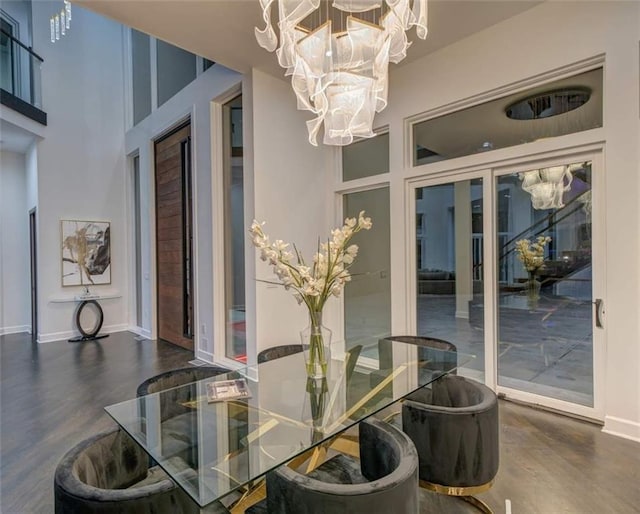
[50, 293, 121, 342]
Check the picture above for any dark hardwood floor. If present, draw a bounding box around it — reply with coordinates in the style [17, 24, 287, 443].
[1, 331, 639, 513]
[0, 331, 193, 513]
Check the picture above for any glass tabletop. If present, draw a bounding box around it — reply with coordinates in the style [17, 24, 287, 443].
[105, 338, 473, 507]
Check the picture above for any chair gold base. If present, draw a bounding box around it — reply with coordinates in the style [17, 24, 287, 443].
[419, 479, 494, 514]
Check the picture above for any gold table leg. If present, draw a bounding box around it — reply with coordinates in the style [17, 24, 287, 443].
[229, 480, 266, 514]
[228, 432, 361, 513]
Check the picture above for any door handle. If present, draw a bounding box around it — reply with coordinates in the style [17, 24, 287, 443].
[593, 298, 605, 328]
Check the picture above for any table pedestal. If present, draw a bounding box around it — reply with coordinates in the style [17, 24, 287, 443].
[68, 299, 109, 343]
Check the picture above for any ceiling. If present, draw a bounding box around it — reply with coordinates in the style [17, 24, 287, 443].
[76, 0, 541, 76]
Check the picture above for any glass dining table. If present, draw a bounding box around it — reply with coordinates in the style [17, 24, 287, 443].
[105, 338, 472, 509]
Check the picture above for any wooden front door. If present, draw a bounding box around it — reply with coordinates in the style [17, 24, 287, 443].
[155, 122, 194, 350]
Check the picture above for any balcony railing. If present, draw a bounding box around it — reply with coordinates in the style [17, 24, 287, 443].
[1, 28, 45, 124]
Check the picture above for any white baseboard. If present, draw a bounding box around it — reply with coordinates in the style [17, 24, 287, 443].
[127, 326, 153, 339]
[602, 415, 640, 443]
[128, 325, 143, 336]
[0, 325, 30, 336]
[38, 324, 129, 343]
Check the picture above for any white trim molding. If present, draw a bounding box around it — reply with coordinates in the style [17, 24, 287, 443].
[37, 324, 130, 343]
[196, 349, 214, 364]
[602, 416, 640, 443]
[0, 325, 31, 336]
[127, 325, 152, 339]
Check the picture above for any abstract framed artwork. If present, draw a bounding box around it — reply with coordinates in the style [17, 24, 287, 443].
[61, 220, 111, 287]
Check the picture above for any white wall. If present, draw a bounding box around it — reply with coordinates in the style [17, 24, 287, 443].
[25, 142, 37, 210]
[246, 69, 332, 358]
[372, 1, 640, 440]
[124, 63, 329, 366]
[0, 150, 30, 334]
[31, 2, 128, 341]
[125, 62, 241, 352]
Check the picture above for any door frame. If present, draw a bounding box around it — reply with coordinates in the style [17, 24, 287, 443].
[29, 207, 37, 340]
[406, 146, 606, 422]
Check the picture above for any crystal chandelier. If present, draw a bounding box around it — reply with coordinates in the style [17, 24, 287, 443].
[255, 0, 428, 146]
[50, 0, 72, 43]
[519, 165, 574, 210]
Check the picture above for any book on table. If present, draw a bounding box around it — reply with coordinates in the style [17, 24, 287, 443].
[206, 378, 251, 403]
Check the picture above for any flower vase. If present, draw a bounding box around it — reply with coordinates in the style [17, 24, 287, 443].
[301, 312, 331, 380]
[305, 377, 328, 443]
[526, 271, 541, 308]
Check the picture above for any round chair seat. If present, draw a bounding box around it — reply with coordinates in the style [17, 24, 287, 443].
[250, 418, 419, 514]
[54, 429, 229, 513]
[402, 374, 499, 490]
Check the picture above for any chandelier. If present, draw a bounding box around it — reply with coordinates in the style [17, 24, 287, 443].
[255, 0, 428, 146]
[519, 165, 575, 210]
[50, 0, 72, 43]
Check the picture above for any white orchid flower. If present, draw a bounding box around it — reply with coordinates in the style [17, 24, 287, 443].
[249, 213, 372, 313]
[358, 211, 373, 230]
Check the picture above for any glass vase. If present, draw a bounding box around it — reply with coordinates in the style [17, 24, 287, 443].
[300, 311, 331, 380]
[526, 270, 541, 308]
[304, 377, 328, 442]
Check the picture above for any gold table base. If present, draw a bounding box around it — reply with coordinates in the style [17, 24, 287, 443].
[229, 433, 359, 513]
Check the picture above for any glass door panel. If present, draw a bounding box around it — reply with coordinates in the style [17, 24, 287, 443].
[415, 178, 485, 381]
[496, 161, 593, 406]
[343, 187, 391, 354]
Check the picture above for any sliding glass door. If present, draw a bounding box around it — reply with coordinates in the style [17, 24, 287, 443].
[412, 154, 603, 418]
[496, 159, 599, 410]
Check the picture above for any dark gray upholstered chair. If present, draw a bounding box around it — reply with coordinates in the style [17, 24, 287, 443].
[246, 417, 419, 514]
[379, 335, 458, 375]
[371, 336, 458, 397]
[402, 374, 499, 512]
[257, 344, 303, 364]
[136, 366, 233, 466]
[54, 428, 229, 514]
[137, 366, 232, 421]
[137, 366, 232, 399]
[344, 344, 363, 380]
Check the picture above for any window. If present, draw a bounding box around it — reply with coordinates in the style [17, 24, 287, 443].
[343, 187, 391, 352]
[131, 30, 151, 125]
[342, 132, 389, 181]
[156, 39, 197, 107]
[413, 68, 603, 166]
[223, 95, 245, 362]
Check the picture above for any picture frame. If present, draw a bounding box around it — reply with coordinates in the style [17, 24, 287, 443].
[61, 219, 111, 287]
